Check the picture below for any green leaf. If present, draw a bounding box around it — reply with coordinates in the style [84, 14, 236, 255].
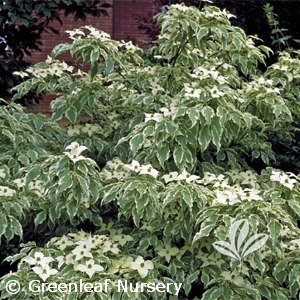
[66, 200, 78, 221]
[129, 134, 144, 154]
[157, 144, 170, 168]
[57, 175, 73, 194]
[201, 106, 214, 126]
[135, 194, 148, 212]
[274, 259, 289, 284]
[187, 108, 200, 127]
[173, 145, 184, 168]
[105, 58, 114, 74]
[211, 117, 223, 151]
[202, 287, 224, 300]
[26, 166, 41, 183]
[267, 219, 281, 242]
[198, 125, 211, 152]
[34, 211, 47, 228]
[0, 213, 8, 236]
[66, 106, 78, 124]
[10, 217, 23, 239]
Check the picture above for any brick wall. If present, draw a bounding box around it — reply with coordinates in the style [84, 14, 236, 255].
[28, 0, 161, 113]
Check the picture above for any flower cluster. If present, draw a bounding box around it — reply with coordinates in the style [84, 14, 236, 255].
[162, 169, 200, 184]
[22, 252, 58, 281]
[123, 160, 159, 178]
[144, 106, 176, 123]
[67, 123, 110, 137]
[270, 170, 298, 190]
[0, 186, 16, 197]
[17, 58, 74, 79]
[100, 157, 130, 181]
[20, 229, 154, 281]
[63, 142, 95, 164]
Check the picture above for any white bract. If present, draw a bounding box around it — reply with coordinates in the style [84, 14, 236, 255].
[270, 170, 298, 190]
[32, 264, 58, 281]
[22, 252, 54, 267]
[64, 142, 95, 164]
[76, 259, 104, 278]
[0, 186, 16, 197]
[130, 256, 154, 278]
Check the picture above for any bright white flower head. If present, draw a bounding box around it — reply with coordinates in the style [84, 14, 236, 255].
[210, 86, 225, 98]
[0, 186, 16, 197]
[130, 256, 154, 278]
[23, 252, 54, 267]
[214, 189, 240, 205]
[123, 160, 141, 173]
[238, 188, 262, 201]
[13, 178, 26, 188]
[64, 142, 93, 164]
[32, 264, 58, 281]
[162, 171, 179, 183]
[178, 169, 200, 183]
[139, 164, 159, 178]
[53, 235, 73, 251]
[72, 245, 93, 261]
[270, 170, 297, 190]
[198, 172, 218, 185]
[76, 259, 104, 278]
[145, 113, 163, 123]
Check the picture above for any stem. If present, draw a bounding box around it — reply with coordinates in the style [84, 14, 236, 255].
[170, 38, 189, 67]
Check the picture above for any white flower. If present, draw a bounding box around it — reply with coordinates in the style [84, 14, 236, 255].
[240, 170, 257, 187]
[13, 178, 26, 188]
[53, 235, 73, 251]
[32, 264, 58, 281]
[178, 169, 199, 183]
[239, 188, 262, 201]
[225, 169, 240, 182]
[56, 256, 65, 269]
[72, 245, 93, 261]
[162, 171, 179, 183]
[139, 164, 159, 178]
[171, 4, 190, 12]
[145, 113, 163, 123]
[130, 256, 153, 278]
[210, 86, 225, 98]
[102, 241, 120, 254]
[215, 189, 240, 205]
[272, 65, 288, 71]
[123, 160, 141, 173]
[64, 142, 91, 164]
[111, 234, 133, 246]
[270, 170, 297, 190]
[198, 172, 217, 185]
[157, 245, 179, 263]
[106, 158, 123, 170]
[160, 107, 176, 117]
[23, 252, 54, 267]
[0, 186, 16, 197]
[65, 142, 87, 155]
[76, 259, 104, 278]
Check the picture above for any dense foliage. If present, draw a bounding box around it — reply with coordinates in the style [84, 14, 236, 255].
[0, 3, 300, 299]
[0, 0, 109, 101]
